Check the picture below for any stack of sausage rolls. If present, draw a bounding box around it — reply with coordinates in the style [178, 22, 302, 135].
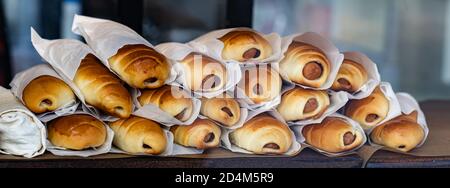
[4, 15, 427, 158]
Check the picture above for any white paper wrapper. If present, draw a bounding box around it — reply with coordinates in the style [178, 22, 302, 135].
[171, 143, 205, 156]
[198, 93, 249, 130]
[31, 28, 92, 80]
[221, 109, 301, 155]
[284, 90, 349, 126]
[291, 113, 367, 157]
[366, 92, 429, 148]
[235, 65, 295, 111]
[278, 32, 344, 90]
[0, 87, 46, 158]
[30, 29, 120, 122]
[131, 88, 201, 127]
[71, 14, 177, 86]
[329, 51, 381, 99]
[9, 64, 79, 122]
[188, 27, 282, 64]
[155, 42, 242, 98]
[352, 82, 402, 132]
[44, 109, 114, 157]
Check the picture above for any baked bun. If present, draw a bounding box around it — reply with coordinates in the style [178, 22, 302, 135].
[331, 59, 368, 93]
[230, 114, 292, 154]
[110, 116, 167, 154]
[279, 42, 331, 88]
[200, 93, 241, 127]
[370, 111, 425, 152]
[138, 85, 193, 121]
[179, 53, 227, 92]
[218, 30, 273, 62]
[74, 54, 132, 118]
[277, 87, 330, 121]
[170, 118, 221, 149]
[108, 44, 171, 89]
[344, 86, 389, 129]
[22, 75, 75, 114]
[302, 117, 364, 153]
[238, 65, 282, 104]
[47, 114, 106, 150]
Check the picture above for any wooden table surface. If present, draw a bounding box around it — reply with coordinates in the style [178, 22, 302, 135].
[0, 148, 363, 168]
[0, 100, 448, 168]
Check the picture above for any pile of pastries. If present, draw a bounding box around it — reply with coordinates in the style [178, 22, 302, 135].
[6, 15, 427, 158]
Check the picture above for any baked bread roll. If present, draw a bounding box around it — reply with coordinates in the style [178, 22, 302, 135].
[47, 114, 106, 150]
[279, 42, 331, 88]
[344, 86, 389, 128]
[74, 54, 132, 118]
[331, 59, 368, 93]
[110, 116, 167, 154]
[108, 44, 171, 89]
[138, 85, 193, 121]
[22, 75, 76, 114]
[277, 87, 330, 121]
[302, 117, 363, 153]
[170, 118, 221, 149]
[370, 111, 424, 152]
[238, 65, 282, 104]
[179, 53, 227, 92]
[218, 30, 273, 62]
[230, 114, 292, 154]
[200, 93, 241, 127]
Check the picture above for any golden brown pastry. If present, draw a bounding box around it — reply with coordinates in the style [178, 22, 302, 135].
[237, 65, 282, 104]
[302, 117, 364, 153]
[109, 116, 167, 154]
[47, 114, 106, 150]
[218, 30, 273, 62]
[200, 93, 241, 127]
[279, 42, 331, 88]
[138, 85, 193, 121]
[230, 114, 292, 154]
[344, 86, 389, 129]
[370, 111, 424, 152]
[74, 54, 132, 118]
[277, 87, 330, 121]
[108, 44, 171, 89]
[170, 118, 221, 149]
[331, 59, 368, 93]
[179, 53, 227, 92]
[22, 75, 76, 114]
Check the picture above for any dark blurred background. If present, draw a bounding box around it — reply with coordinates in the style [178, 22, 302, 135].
[0, 0, 449, 101]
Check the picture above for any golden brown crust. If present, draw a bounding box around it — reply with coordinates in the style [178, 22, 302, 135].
[170, 118, 221, 149]
[200, 93, 241, 127]
[22, 75, 76, 114]
[218, 30, 273, 62]
[74, 54, 132, 118]
[331, 59, 368, 93]
[109, 116, 167, 154]
[279, 42, 331, 88]
[138, 85, 193, 121]
[179, 53, 227, 92]
[370, 111, 424, 152]
[302, 117, 363, 153]
[47, 114, 106, 150]
[277, 87, 330, 121]
[230, 114, 292, 154]
[237, 65, 282, 104]
[108, 44, 170, 89]
[344, 86, 389, 129]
